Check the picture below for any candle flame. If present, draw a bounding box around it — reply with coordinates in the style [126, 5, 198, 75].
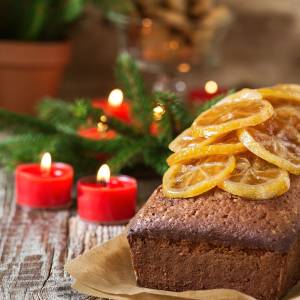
[205, 80, 218, 94]
[40, 152, 52, 173]
[153, 105, 165, 121]
[108, 89, 123, 107]
[97, 164, 110, 183]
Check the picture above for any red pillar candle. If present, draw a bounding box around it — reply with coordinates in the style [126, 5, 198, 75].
[189, 81, 227, 103]
[77, 127, 116, 162]
[92, 89, 132, 123]
[78, 127, 116, 141]
[16, 153, 74, 209]
[77, 164, 137, 223]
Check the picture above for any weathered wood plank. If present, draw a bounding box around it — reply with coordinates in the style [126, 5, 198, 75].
[67, 216, 125, 260]
[0, 171, 124, 300]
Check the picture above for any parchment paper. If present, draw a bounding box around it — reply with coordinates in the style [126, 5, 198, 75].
[65, 234, 300, 300]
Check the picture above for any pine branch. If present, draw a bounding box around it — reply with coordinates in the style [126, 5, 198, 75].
[156, 116, 173, 146]
[154, 91, 192, 131]
[116, 52, 153, 131]
[106, 117, 140, 136]
[143, 140, 170, 175]
[106, 138, 146, 173]
[38, 97, 96, 132]
[0, 54, 233, 177]
[0, 134, 61, 169]
[0, 105, 117, 153]
[0, 108, 57, 134]
[0, 133, 129, 175]
[152, 91, 193, 146]
[39, 97, 141, 137]
[73, 135, 129, 154]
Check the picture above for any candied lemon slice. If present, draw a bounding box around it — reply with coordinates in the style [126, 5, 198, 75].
[216, 88, 263, 106]
[218, 153, 290, 200]
[276, 83, 300, 93]
[167, 131, 246, 165]
[168, 127, 219, 152]
[259, 84, 300, 107]
[238, 106, 300, 175]
[192, 98, 274, 138]
[163, 155, 235, 198]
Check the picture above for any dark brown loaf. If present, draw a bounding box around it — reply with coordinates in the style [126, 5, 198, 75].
[127, 176, 300, 300]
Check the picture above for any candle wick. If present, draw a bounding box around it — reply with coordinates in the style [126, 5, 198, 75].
[41, 168, 51, 176]
[98, 180, 108, 187]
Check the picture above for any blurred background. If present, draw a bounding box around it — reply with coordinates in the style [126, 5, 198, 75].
[0, 0, 299, 114]
[61, 0, 300, 98]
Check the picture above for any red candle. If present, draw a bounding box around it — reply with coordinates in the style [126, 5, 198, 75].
[77, 164, 137, 223]
[92, 89, 132, 123]
[77, 127, 116, 162]
[78, 127, 116, 141]
[150, 104, 166, 136]
[16, 153, 74, 209]
[189, 81, 227, 103]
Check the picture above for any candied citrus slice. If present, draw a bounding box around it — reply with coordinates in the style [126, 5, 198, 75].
[276, 83, 300, 93]
[216, 88, 262, 106]
[218, 153, 290, 200]
[167, 131, 246, 165]
[238, 106, 300, 174]
[259, 84, 300, 107]
[168, 127, 219, 152]
[192, 98, 274, 137]
[163, 155, 235, 198]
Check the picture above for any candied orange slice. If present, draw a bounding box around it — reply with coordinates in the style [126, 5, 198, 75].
[168, 127, 219, 152]
[238, 106, 300, 175]
[167, 131, 246, 165]
[276, 83, 300, 93]
[192, 97, 274, 138]
[163, 155, 235, 198]
[218, 153, 290, 200]
[216, 88, 263, 106]
[259, 84, 300, 107]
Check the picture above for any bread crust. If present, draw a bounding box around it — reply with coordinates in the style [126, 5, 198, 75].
[127, 178, 300, 299]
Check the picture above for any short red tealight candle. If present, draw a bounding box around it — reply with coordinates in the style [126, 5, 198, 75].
[78, 127, 116, 141]
[16, 152, 74, 209]
[92, 89, 132, 123]
[189, 80, 228, 103]
[77, 164, 137, 223]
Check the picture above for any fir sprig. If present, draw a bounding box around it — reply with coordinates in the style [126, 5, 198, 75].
[38, 97, 96, 132]
[0, 108, 57, 134]
[154, 91, 192, 132]
[116, 52, 153, 132]
[0, 52, 229, 176]
[107, 138, 147, 173]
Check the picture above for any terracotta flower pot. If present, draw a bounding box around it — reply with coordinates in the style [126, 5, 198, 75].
[0, 41, 71, 114]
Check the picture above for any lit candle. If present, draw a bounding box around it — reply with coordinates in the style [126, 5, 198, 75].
[189, 81, 228, 103]
[150, 104, 165, 136]
[77, 164, 137, 223]
[15, 153, 74, 209]
[152, 104, 165, 122]
[78, 127, 116, 141]
[78, 114, 117, 141]
[205, 80, 219, 94]
[92, 89, 132, 123]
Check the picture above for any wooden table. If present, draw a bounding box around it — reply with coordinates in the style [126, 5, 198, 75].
[0, 170, 155, 300]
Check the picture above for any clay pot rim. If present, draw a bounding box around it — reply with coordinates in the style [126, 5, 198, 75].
[0, 40, 71, 66]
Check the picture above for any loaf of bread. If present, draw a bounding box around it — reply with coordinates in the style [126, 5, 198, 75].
[127, 177, 300, 300]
